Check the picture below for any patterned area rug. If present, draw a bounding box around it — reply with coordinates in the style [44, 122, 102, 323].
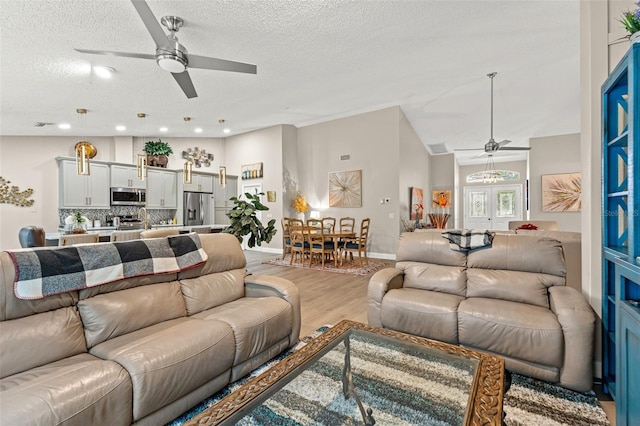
[263, 257, 388, 276]
[167, 326, 610, 426]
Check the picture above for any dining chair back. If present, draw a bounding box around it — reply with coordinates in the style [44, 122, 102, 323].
[18, 226, 45, 248]
[341, 218, 371, 267]
[322, 217, 336, 233]
[110, 229, 142, 242]
[281, 217, 293, 260]
[289, 220, 309, 265]
[59, 233, 100, 246]
[190, 226, 212, 234]
[340, 217, 356, 233]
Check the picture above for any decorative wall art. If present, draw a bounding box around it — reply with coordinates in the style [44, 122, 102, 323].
[267, 191, 276, 202]
[0, 176, 34, 207]
[182, 147, 213, 168]
[329, 170, 362, 207]
[410, 187, 424, 220]
[432, 190, 451, 209]
[241, 162, 263, 180]
[542, 173, 582, 212]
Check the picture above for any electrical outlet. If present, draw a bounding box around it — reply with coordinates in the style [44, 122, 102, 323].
[389, 213, 394, 219]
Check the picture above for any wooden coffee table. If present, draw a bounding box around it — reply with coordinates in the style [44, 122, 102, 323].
[185, 320, 506, 425]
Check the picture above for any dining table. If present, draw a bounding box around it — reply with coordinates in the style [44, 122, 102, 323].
[289, 225, 356, 267]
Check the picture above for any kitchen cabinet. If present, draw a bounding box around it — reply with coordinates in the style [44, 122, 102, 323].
[58, 159, 110, 208]
[182, 173, 213, 193]
[110, 165, 145, 189]
[213, 175, 237, 225]
[147, 169, 177, 209]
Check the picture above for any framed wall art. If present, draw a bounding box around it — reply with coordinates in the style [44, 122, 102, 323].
[329, 170, 362, 207]
[241, 162, 263, 180]
[541, 173, 581, 212]
[410, 186, 424, 220]
[432, 190, 451, 209]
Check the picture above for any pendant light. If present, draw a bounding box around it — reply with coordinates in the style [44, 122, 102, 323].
[74, 108, 97, 176]
[136, 113, 148, 180]
[183, 116, 193, 184]
[219, 166, 226, 188]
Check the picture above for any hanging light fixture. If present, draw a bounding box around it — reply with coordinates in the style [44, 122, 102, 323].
[136, 113, 148, 180]
[482, 154, 504, 184]
[219, 166, 227, 188]
[74, 109, 97, 176]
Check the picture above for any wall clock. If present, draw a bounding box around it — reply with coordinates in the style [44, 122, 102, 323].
[329, 170, 362, 207]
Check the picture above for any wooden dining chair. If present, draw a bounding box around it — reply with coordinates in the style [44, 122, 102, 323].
[110, 229, 142, 242]
[322, 217, 336, 233]
[340, 218, 370, 267]
[59, 233, 100, 246]
[281, 217, 292, 260]
[306, 219, 336, 268]
[289, 222, 309, 265]
[339, 217, 356, 233]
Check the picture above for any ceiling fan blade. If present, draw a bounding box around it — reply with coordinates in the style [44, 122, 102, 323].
[471, 151, 489, 159]
[498, 147, 531, 151]
[454, 148, 484, 151]
[496, 139, 511, 147]
[188, 54, 257, 74]
[74, 48, 155, 60]
[171, 71, 198, 98]
[130, 0, 171, 50]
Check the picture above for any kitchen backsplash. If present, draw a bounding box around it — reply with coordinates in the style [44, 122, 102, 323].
[59, 207, 177, 227]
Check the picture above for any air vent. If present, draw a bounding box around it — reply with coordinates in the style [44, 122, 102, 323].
[340, 154, 351, 161]
[428, 143, 449, 154]
[34, 122, 55, 127]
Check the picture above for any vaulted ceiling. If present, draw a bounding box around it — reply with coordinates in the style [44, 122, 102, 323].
[0, 0, 580, 164]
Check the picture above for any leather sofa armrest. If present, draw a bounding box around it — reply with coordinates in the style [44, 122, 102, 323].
[549, 286, 596, 392]
[244, 275, 301, 346]
[367, 268, 405, 327]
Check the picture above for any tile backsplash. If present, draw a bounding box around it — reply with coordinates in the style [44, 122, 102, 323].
[58, 207, 177, 227]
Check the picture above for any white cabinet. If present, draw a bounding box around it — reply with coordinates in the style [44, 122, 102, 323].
[58, 159, 110, 208]
[110, 165, 145, 189]
[213, 175, 238, 208]
[183, 173, 213, 193]
[147, 169, 177, 209]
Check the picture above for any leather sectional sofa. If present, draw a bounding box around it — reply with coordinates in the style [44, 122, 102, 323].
[0, 233, 301, 425]
[368, 230, 595, 391]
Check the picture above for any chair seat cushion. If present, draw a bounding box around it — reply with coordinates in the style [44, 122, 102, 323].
[89, 317, 235, 421]
[0, 353, 132, 426]
[458, 298, 563, 367]
[381, 288, 464, 344]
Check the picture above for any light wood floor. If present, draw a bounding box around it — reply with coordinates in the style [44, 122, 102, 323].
[244, 250, 616, 425]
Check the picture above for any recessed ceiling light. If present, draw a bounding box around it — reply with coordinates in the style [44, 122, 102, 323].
[194, 127, 203, 133]
[59, 123, 71, 129]
[223, 128, 231, 134]
[159, 127, 168, 132]
[116, 125, 126, 131]
[93, 65, 115, 79]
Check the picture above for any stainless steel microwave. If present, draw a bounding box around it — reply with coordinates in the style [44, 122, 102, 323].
[110, 188, 146, 206]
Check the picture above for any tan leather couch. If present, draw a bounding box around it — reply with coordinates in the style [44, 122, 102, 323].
[0, 233, 301, 425]
[368, 231, 594, 391]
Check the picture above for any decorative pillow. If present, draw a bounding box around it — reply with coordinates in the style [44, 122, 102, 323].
[517, 223, 538, 230]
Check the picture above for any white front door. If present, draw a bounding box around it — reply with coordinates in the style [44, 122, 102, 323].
[463, 184, 523, 230]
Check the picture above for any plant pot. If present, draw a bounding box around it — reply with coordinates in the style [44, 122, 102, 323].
[147, 154, 169, 168]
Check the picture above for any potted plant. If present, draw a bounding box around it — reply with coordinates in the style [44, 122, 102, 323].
[620, 1, 640, 42]
[64, 211, 89, 234]
[224, 192, 277, 248]
[144, 140, 173, 168]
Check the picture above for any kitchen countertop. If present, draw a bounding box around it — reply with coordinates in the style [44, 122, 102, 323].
[46, 224, 228, 241]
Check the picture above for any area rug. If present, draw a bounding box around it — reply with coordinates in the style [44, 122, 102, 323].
[167, 326, 610, 426]
[263, 257, 388, 276]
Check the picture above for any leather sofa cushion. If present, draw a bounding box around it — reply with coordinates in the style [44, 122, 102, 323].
[380, 288, 464, 344]
[0, 307, 86, 378]
[397, 261, 466, 296]
[78, 281, 186, 348]
[458, 298, 563, 368]
[396, 231, 467, 267]
[466, 269, 564, 308]
[178, 233, 247, 279]
[180, 269, 246, 315]
[0, 353, 132, 426]
[193, 296, 293, 365]
[90, 317, 234, 421]
[467, 234, 566, 277]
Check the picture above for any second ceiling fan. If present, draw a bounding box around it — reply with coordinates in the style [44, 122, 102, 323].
[455, 72, 531, 156]
[74, 0, 257, 99]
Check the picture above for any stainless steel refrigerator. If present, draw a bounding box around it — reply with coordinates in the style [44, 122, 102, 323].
[183, 192, 214, 226]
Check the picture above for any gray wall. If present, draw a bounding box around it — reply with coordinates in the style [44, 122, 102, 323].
[529, 133, 581, 232]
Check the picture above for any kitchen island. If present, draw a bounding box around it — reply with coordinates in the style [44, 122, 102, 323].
[45, 224, 228, 245]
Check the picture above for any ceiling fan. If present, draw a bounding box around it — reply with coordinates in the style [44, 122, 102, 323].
[74, 0, 257, 99]
[455, 72, 531, 156]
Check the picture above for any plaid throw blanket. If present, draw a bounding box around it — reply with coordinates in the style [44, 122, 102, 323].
[441, 229, 495, 252]
[7, 233, 208, 300]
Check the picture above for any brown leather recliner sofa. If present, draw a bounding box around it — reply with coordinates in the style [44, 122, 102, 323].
[368, 231, 595, 392]
[0, 233, 301, 425]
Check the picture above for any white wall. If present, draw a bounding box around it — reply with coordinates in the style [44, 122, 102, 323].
[296, 107, 403, 256]
[529, 133, 581, 231]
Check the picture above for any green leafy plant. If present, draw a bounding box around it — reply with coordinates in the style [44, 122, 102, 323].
[620, 2, 640, 37]
[143, 140, 173, 156]
[224, 192, 277, 248]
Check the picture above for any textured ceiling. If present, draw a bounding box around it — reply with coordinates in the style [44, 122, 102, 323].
[0, 0, 580, 165]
